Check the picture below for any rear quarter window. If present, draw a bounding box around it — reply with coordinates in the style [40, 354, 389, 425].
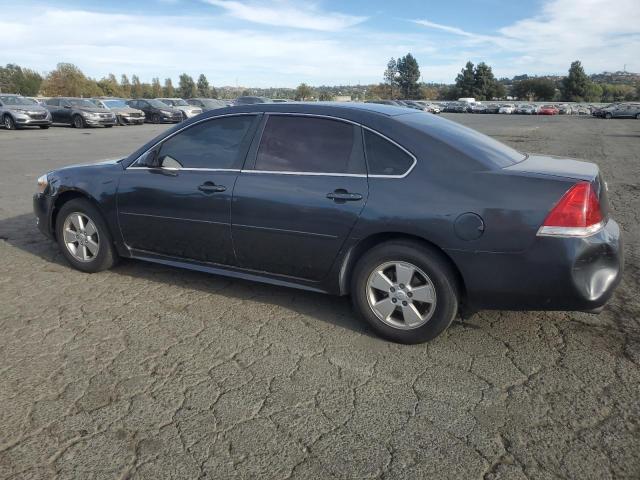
[363, 130, 414, 176]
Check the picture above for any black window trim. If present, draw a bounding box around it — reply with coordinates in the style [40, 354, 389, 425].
[127, 112, 261, 172]
[241, 113, 417, 179]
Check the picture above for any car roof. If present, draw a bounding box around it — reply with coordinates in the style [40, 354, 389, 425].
[209, 101, 415, 118]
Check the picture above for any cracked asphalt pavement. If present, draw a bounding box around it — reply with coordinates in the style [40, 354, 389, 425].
[0, 114, 638, 479]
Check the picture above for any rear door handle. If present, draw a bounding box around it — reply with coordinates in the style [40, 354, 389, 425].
[198, 181, 226, 193]
[326, 190, 363, 201]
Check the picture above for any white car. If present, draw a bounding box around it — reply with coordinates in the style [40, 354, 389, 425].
[156, 98, 203, 119]
[498, 104, 516, 114]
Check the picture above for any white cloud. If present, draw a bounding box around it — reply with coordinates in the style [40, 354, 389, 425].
[0, 7, 416, 86]
[203, 0, 367, 31]
[413, 0, 640, 77]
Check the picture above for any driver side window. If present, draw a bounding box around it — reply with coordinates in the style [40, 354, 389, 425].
[136, 115, 257, 170]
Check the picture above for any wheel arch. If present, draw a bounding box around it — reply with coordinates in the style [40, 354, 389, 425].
[338, 232, 467, 302]
[51, 189, 105, 239]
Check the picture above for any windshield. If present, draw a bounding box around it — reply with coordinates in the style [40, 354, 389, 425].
[149, 99, 171, 108]
[0, 95, 37, 106]
[172, 99, 189, 106]
[104, 99, 128, 108]
[68, 99, 96, 108]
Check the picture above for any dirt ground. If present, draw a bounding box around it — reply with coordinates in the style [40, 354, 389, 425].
[0, 114, 638, 479]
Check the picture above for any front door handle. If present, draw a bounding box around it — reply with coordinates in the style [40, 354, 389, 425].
[198, 181, 226, 193]
[326, 189, 363, 202]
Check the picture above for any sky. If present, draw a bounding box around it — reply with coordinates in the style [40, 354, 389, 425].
[1, 0, 639, 87]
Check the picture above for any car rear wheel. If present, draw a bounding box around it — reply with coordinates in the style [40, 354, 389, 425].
[351, 240, 459, 344]
[605, 112, 612, 119]
[73, 115, 86, 128]
[636, 113, 640, 120]
[3, 114, 17, 130]
[56, 199, 117, 273]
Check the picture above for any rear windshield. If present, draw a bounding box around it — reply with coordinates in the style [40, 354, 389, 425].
[399, 112, 526, 168]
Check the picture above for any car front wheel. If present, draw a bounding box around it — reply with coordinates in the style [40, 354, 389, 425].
[56, 199, 117, 273]
[3, 114, 17, 130]
[73, 115, 86, 128]
[351, 240, 459, 344]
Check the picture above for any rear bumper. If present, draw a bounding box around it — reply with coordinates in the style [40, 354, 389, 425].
[449, 219, 623, 312]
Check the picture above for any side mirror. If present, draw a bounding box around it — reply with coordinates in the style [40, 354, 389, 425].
[63, 104, 71, 109]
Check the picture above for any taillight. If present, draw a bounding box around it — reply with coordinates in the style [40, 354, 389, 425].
[537, 182, 604, 237]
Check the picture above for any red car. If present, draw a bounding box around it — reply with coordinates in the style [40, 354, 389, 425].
[538, 105, 559, 115]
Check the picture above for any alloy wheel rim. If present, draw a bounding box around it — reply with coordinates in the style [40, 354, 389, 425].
[366, 261, 437, 330]
[5, 116, 12, 129]
[62, 212, 99, 262]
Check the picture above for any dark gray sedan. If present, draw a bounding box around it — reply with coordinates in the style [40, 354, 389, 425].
[32, 103, 623, 343]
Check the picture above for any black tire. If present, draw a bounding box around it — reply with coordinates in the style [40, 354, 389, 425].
[605, 112, 612, 119]
[636, 113, 640, 120]
[73, 115, 86, 128]
[55, 198, 118, 273]
[105, 125, 113, 128]
[3, 114, 17, 130]
[152, 113, 161, 124]
[39, 125, 50, 129]
[351, 240, 459, 344]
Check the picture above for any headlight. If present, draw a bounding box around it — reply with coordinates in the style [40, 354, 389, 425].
[37, 174, 48, 194]
[160, 110, 172, 115]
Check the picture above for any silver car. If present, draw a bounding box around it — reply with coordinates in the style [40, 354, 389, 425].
[0, 94, 52, 129]
[156, 98, 202, 119]
[90, 98, 145, 125]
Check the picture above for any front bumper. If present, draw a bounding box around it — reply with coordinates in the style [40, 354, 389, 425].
[14, 115, 52, 126]
[118, 114, 145, 124]
[449, 219, 623, 312]
[33, 192, 55, 239]
[85, 116, 117, 126]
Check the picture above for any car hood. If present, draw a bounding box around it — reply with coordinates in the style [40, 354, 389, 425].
[54, 158, 123, 173]
[5, 105, 48, 113]
[74, 106, 110, 113]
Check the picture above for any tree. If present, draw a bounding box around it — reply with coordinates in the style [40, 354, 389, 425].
[178, 73, 196, 98]
[41, 63, 89, 97]
[97, 74, 122, 97]
[196, 74, 210, 97]
[295, 83, 313, 100]
[454, 61, 476, 98]
[0, 64, 43, 95]
[318, 91, 334, 101]
[151, 78, 162, 98]
[473, 62, 504, 100]
[512, 78, 556, 101]
[396, 53, 420, 99]
[131, 75, 143, 98]
[383, 58, 398, 98]
[120, 74, 131, 98]
[561, 61, 592, 102]
[164, 78, 174, 97]
[210, 86, 219, 99]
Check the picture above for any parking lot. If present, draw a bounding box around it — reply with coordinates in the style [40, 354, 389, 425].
[1, 115, 638, 479]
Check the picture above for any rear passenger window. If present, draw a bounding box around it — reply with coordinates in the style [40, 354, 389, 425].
[364, 130, 414, 176]
[155, 115, 256, 169]
[255, 116, 364, 174]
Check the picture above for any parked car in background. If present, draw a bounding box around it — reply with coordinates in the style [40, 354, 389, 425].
[45, 97, 116, 128]
[25, 97, 46, 105]
[557, 104, 571, 115]
[484, 104, 501, 114]
[415, 101, 440, 114]
[0, 94, 52, 130]
[271, 99, 290, 103]
[598, 103, 640, 119]
[366, 100, 402, 106]
[515, 104, 537, 115]
[234, 96, 273, 105]
[538, 105, 559, 115]
[186, 98, 229, 111]
[127, 99, 182, 123]
[89, 98, 145, 125]
[498, 104, 516, 114]
[469, 103, 487, 114]
[156, 98, 202, 119]
[33, 102, 622, 344]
